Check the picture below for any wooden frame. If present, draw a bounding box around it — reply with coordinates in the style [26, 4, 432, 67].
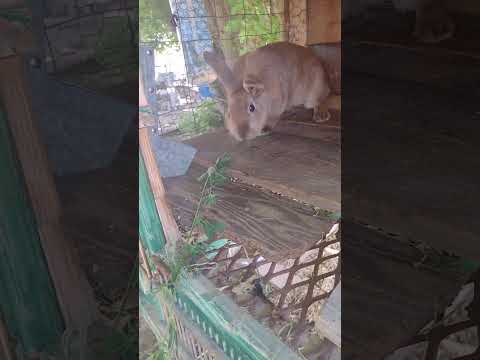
[139, 127, 181, 253]
[307, 0, 341, 45]
[0, 55, 97, 331]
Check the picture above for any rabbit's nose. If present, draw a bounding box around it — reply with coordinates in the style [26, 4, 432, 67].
[236, 122, 249, 140]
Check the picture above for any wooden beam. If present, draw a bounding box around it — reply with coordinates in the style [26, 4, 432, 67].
[139, 127, 181, 251]
[307, 0, 341, 45]
[0, 56, 97, 330]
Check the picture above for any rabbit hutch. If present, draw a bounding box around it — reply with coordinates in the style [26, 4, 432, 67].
[339, 1, 480, 359]
[139, 0, 341, 359]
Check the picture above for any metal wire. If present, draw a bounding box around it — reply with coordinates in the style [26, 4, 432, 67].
[151, 0, 291, 134]
[40, 2, 138, 75]
[392, 271, 480, 360]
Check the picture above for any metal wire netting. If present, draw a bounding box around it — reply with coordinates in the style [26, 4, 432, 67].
[388, 271, 480, 360]
[142, 0, 307, 135]
[39, 1, 138, 85]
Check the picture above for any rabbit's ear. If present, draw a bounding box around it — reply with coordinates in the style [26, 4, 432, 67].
[243, 75, 264, 98]
[204, 51, 239, 93]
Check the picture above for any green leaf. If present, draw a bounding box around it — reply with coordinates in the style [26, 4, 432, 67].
[204, 239, 231, 260]
[202, 193, 217, 206]
[202, 220, 226, 240]
[139, 0, 179, 53]
[216, 153, 232, 169]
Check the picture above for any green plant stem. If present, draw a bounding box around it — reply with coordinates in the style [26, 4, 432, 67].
[187, 173, 210, 240]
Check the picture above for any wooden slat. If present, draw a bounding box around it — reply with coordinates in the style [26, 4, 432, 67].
[307, 0, 341, 45]
[343, 69, 480, 261]
[0, 56, 97, 329]
[344, 42, 480, 94]
[164, 163, 334, 262]
[315, 282, 341, 347]
[185, 131, 340, 212]
[139, 127, 181, 251]
[342, 222, 465, 359]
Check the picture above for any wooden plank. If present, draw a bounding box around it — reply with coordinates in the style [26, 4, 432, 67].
[185, 131, 340, 212]
[164, 163, 334, 262]
[344, 42, 480, 94]
[0, 55, 97, 330]
[139, 127, 181, 252]
[0, 108, 64, 352]
[343, 70, 480, 261]
[342, 221, 465, 359]
[307, 0, 341, 45]
[315, 282, 341, 347]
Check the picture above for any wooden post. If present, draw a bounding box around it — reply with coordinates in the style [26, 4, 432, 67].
[139, 127, 181, 252]
[0, 56, 97, 332]
[307, 0, 341, 45]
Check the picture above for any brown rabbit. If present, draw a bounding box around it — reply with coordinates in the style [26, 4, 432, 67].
[204, 42, 331, 141]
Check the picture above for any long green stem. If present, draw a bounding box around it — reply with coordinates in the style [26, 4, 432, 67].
[187, 173, 210, 240]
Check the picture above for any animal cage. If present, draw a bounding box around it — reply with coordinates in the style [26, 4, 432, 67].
[139, 0, 342, 358]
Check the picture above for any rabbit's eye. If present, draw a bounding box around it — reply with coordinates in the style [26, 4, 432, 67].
[249, 104, 255, 112]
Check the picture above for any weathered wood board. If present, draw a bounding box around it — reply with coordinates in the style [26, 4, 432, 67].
[0, 107, 64, 352]
[342, 222, 465, 359]
[164, 163, 334, 261]
[343, 65, 480, 261]
[307, 0, 341, 45]
[185, 131, 340, 212]
[344, 42, 480, 94]
[0, 55, 97, 331]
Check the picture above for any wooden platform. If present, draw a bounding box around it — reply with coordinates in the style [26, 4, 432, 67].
[342, 221, 465, 359]
[164, 120, 340, 261]
[184, 126, 340, 212]
[165, 162, 335, 262]
[342, 42, 480, 262]
[340, 20, 477, 356]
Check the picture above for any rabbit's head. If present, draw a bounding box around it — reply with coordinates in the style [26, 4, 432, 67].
[204, 51, 280, 141]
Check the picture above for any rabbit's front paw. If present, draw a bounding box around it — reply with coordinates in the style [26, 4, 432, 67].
[313, 104, 331, 123]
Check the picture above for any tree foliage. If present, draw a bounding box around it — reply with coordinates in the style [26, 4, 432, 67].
[224, 0, 282, 55]
[139, 0, 179, 53]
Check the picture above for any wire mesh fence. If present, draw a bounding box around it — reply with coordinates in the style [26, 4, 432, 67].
[35, 0, 138, 90]
[388, 270, 480, 360]
[198, 224, 341, 351]
[143, 0, 306, 136]
[139, 220, 340, 358]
